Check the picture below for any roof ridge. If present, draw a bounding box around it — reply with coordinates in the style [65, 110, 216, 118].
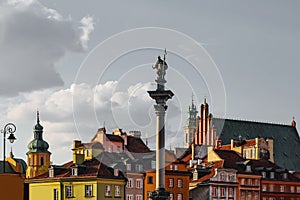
[213, 117, 291, 127]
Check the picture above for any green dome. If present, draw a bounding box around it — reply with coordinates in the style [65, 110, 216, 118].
[27, 111, 51, 154]
[27, 138, 49, 153]
[34, 123, 43, 131]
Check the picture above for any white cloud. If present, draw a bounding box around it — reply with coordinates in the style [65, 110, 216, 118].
[3, 81, 183, 163]
[0, 0, 94, 96]
[79, 16, 94, 50]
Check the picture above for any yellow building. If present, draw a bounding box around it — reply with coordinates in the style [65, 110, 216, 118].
[27, 158, 126, 200]
[26, 111, 51, 178]
[26, 140, 126, 200]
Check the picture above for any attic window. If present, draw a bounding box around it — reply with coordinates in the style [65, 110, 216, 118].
[72, 167, 78, 176]
[126, 164, 131, 171]
[270, 171, 275, 179]
[262, 171, 266, 178]
[49, 168, 54, 178]
[283, 173, 288, 179]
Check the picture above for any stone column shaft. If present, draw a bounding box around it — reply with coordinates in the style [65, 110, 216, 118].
[155, 105, 166, 189]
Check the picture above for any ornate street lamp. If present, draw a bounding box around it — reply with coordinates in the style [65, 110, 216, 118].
[1, 123, 16, 173]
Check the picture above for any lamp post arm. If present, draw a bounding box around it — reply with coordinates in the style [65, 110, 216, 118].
[1, 123, 16, 173]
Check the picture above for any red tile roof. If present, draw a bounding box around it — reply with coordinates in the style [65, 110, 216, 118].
[28, 158, 125, 180]
[126, 136, 151, 153]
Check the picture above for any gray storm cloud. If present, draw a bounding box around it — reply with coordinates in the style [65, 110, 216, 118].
[0, 0, 94, 96]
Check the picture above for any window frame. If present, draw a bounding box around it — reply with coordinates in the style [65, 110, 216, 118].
[127, 178, 133, 188]
[114, 185, 121, 197]
[53, 188, 58, 200]
[65, 185, 73, 198]
[177, 179, 183, 188]
[168, 178, 174, 188]
[136, 179, 143, 189]
[105, 185, 111, 197]
[85, 185, 93, 197]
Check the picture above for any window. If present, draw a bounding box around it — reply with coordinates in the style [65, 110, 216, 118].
[220, 187, 225, 197]
[254, 192, 259, 199]
[148, 176, 153, 184]
[228, 187, 234, 197]
[297, 186, 300, 193]
[248, 178, 252, 186]
[291, 186, 295, 193]
[262, 171, 266, 178]
[126, 194, 133, 200]
[136, 164, 143, 172]
[117, 146, 121, 153]
[168, 178, 174, 188]
[151, 161, 156, 169]
[105, 185, 111, 196]
[220, 172, 226, 181]
[127, 164, 131, 171]
[127, 178, 133, 188]
[241, 178, 245, 185]
[174, 165, 178, 171]
[270, 172, 275, 179]
[248, 191, 252, 200]
[71, 167, 78, 176]
[177, 193, 182, 200]
[212, 187, 217, 197]
[280, 185, 285, 192]
[262, 184, 267, 191]
[169, 193, 174, 200]
[114, 185, 120, 197]
[228, 174, 235, 182]
[49, 168, 54, 178]
[136, 179, 143, 189]
[85, 185, 92, 197]
[244, 149, 249, 158]
[251, 149, 256, 158]
[53, 189, 58, 200]
[241, 191, 246, 200]
[283, 173, 288, 179]
[85, 149, 90, 157]
[254, 179, 259, 186]
[41, 157, 44, 165]
[65, 186, 72, 198]
[177, 179, 183, 188]
[136, 195, 142, 200]
[269, 185, 274, 192]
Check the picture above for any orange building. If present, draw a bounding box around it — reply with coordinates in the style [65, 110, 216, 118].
[144, 160, 191, 200]
[0, 151, 27, 200]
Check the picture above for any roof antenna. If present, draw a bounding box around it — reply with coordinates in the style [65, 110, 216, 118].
[103, 121, 105, 128]
[146, 132, 148, 146]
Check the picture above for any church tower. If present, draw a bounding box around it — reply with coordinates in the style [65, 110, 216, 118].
[184, 96, 198, 147]
[26, 111, 51, 178]
[195, 97, 215, 146]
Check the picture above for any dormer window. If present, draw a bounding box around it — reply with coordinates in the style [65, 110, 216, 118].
[283, 172, 288, 179]
[126, 164, 131, 171]
[261, 171, 266, 178]
[72, 167, 78, 176]
[49, 168, 54, 178]
[174, 165, 178, 171]
[270, 171, 275, 179]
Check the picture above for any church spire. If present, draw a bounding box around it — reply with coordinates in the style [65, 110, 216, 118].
[37, 109, 40, 124]
[185, 95, 198, 147]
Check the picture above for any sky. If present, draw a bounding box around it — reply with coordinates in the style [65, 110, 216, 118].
[0, 0, 300, 164]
